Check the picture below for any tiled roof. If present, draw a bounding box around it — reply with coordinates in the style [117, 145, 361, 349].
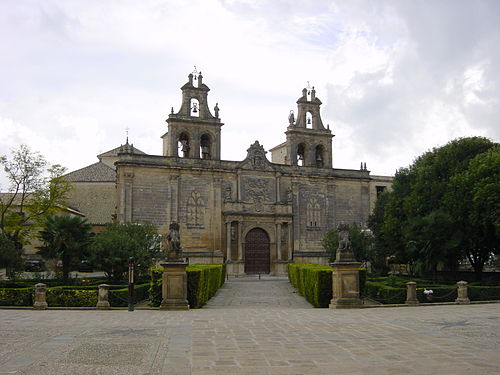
[97, 144, 146, 158]
[63, 162, 116, 182]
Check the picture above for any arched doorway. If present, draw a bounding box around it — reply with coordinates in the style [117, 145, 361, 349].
[244, 228, 270, 274]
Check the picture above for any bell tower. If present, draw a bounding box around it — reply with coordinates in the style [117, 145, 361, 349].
[162, 70, 223, 160]
[284, 86, 333, 168]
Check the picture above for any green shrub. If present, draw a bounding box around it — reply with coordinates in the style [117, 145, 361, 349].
[149, 264, 226, 308]
[288, 263, 332, 307]
[0, 287, 33, 306]
[364, 281, 407, 304]
[288, 263, 367, 307]
[46, 288, 98, 307]
[469, 286, 500, 301]
[107, 283, 150, 307]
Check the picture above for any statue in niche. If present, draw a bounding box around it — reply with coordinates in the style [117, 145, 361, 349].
[163, 222, 182, 261]
[286, 187, 293, 203]
[230, 226, 236, 241]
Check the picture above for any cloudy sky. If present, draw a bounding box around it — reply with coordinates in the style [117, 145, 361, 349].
[1, 0, 499, 188]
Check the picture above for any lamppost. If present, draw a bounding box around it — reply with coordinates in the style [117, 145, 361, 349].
[128, 257, 134, 312]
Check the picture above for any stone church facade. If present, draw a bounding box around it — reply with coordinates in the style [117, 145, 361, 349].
[90, 72, 392, 276]
[62, 73, 391, 275]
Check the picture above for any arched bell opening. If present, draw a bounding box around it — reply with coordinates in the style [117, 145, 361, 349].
[306, 111, 313, 129]
[200, 133, 212, 160]
[297, 143, 306, 166]
[178, 132, 190, 158]
[315, 145, 324, 168]
[190, 98, 200, 117]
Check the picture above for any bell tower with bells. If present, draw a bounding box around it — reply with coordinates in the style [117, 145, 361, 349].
[162, 67, 223, 160]
[284, 83, 333, 168]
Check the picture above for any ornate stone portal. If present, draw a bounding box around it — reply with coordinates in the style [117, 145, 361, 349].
[329, 224, 362, 309]
[160, 222, 189, 310]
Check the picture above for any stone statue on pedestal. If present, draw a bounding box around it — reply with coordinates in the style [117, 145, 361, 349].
[334, 223, 356, 263]
[163, 222, 182, 261]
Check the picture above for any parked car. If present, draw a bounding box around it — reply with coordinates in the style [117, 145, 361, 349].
[25, 260, 46, 272]
[76, 260, 93, 272]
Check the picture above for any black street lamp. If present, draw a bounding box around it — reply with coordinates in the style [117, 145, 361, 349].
[128, 257, 134, 312]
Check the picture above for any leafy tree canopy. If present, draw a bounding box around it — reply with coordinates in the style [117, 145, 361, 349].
[369, 137, 499, 279]
[90, 222, 161, 282]
[37, 215, 91, 283]
[0, 231, 21, 271]
[1, 145, 71, 252]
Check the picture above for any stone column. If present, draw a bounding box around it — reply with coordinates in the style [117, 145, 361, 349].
[33, 283, 48, 310]
[160, 261, 189, 310]
[405, 282, 419, 305]
[237, 221, 243, 261]
[226, 222, 232, 260]
[276, 222, 282, 261]
[287, 221, 293, 260]
[96, 284, 110, 309]
[455, 281, 470, 304]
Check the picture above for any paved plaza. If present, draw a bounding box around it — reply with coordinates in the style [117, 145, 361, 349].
[0, 277, 499, 375]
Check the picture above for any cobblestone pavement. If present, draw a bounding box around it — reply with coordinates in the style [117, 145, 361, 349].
[0, 277, 499, 375]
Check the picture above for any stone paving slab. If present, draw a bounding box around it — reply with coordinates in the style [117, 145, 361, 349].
[0, 277, 499, 374]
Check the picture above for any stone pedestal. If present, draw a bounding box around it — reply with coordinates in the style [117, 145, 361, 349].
[226, 260, 244, 276]
[405, 282, 419, 305]
[96, 284, 110, 309]
[329, 262, 362, 309]
[33, 283, 48, 310]
[160, 261, 189, 310]
[455, 281, 470, 304]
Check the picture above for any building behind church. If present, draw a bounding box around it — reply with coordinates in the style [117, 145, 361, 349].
[65, 73, 392, 276]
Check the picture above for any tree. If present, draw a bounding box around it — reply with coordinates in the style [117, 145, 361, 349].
[90, 222, 161, 282]
[322, 223, 373, 266]
[37, 215, 91, 283]
[0, 145, 71, 251]
[370, 137, 499, 279]
[0, 231, 22, 272]
[444, 146, 500, 276]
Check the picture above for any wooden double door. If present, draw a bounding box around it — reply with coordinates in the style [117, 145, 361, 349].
[244, 228, 270, 274]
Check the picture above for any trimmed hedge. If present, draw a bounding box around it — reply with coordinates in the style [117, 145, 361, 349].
[364, 281, 407, 304]
[0, 283, 150, 307]
[0, 287, 33, 306]
[365, 282, 500, 304]
[288, 263, 332, 308]
[149, 264, 226, 308]
[469, 285, 500, 301]
[288, 263, 367, 308]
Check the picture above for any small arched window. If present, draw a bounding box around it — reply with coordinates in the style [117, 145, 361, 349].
[297, 144, 306, 166]
[178, 132, 190, 158]
[200, 134, 211, 159]
[315, 145, 324, 168]
[190, 98, 199, 117]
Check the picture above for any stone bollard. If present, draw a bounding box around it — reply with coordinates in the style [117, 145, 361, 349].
[96, 284, 111, 309]
[455, 281, 470, 304]
[405, 281, 419, 305]
[33, 283, 48, 310]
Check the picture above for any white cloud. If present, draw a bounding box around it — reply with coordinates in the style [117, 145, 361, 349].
[1, 0, 499, 189]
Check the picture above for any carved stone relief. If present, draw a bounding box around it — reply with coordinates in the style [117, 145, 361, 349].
[241, 176, 275, 212]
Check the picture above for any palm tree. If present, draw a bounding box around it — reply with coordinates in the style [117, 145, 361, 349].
[38, 215, 91, 283]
